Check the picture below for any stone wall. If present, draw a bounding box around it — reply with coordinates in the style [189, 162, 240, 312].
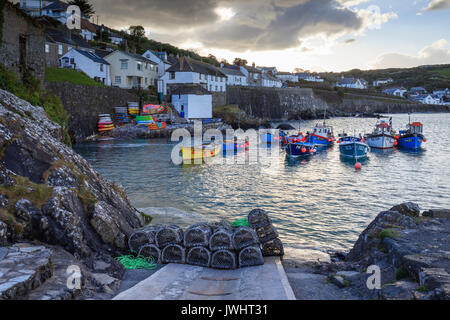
[227, 87, 449, 120]
[0, 2, 45, 81]
[43, 82, 137, 143]
[212, 92, 226, 107]
[227, 87, 329, 120]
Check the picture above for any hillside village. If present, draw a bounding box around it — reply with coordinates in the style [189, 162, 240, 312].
[1, 0, 449, 125]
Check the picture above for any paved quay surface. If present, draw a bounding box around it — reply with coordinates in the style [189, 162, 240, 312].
[114, 257, 295, 300]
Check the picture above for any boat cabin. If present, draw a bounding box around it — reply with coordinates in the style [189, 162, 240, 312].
[312, 123, 333, 138]
[373, 121, 393, 134]
[407, 122, 423, 134]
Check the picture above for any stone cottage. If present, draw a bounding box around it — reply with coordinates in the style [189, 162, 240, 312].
[0, 1, 45, 81]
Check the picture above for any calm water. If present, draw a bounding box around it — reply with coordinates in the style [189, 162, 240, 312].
[74, 113, 450, 251]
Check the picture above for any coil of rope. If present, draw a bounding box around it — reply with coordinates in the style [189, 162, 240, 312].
[115, 255, 157, 270]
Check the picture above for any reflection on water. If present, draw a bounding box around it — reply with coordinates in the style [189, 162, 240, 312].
[75, 113, 450, 251]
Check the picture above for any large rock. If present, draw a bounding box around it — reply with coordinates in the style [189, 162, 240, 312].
[0, 89, 142, 275]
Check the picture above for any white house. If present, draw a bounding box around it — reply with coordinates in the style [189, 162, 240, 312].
[161, 56, 227, 95]
[220, 67, 248, 86]
[19, 0, 55, 16]
[109, 32, 124, 45]
[142, 50, 171, 77]
[433, 88, 449, 98]
[258, 67, 278, 76]
[239, 64, 262, 87]
[262, 73, 282, 88]
[80, 19, 96, 41]
[409, 94, 441, 105]
[40, 0, 71, 25]
[171, 85, 212, 120]
[297, 73, 324, 82]
[373, 78, 394, 87]
[59, 49, 111, 85]
[104, 50, 158, 89]
[276, 72, 299, 83]
[409, 87, 427, 95]
[336, 77, 368, 89]
[383, 87, 407, 97]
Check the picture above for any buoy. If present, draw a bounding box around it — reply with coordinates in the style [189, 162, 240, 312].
[355, 162, 362, 170]
[423, 139, 427, 142]
[337, 140, 340, 144]
[301, 148, 306, 153]
[394, 141, 398, 146]
[395, 135, 399, 140]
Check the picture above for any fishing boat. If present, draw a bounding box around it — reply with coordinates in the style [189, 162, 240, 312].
[337, 134, 370, 159]
[397, 120, 426, 150]
[305, 122, 334, 146]
[181, 142, 222, 163]
[222, 139, 248, 153]
[286, 142, 317, 157]
[364, 119, 396, 149]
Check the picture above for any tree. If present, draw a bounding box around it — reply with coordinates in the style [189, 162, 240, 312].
[129, 26, 146, 39]
[68, 0, 95, 18]
[233, 58, 248, 66]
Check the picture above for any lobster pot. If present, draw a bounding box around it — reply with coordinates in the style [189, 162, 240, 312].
[261, 238, 284, 257]
[186, 246, 211, 267]
[210, 250, 237, 270]
[232, 226, 259, 250]
[161, 244, 186, 264]
[138, 244, 161, 263]
[248, 209, 272, 228]
[128, 225, 161, 253]
[254, 224, 279, 244]
[209, 227, 234, 251]
[155, 225, 184, 248]
[238, 246, 264, 268]
[184, 223, 212, 248]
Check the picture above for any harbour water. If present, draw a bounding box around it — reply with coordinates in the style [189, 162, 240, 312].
[75, 113, 450, 251]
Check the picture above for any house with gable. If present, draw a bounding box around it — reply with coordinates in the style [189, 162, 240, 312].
[104, 50, 158, 89]
[239, 64, 262, 86]
[276, 72, 299, 83]
[336, 77, 368, 89]
[59, 49, 111, 85]
[161, 56, 227, 95]
[383, 87, 407, 97]
[142, 50, 172, 77]
[220, 67, 248, 86]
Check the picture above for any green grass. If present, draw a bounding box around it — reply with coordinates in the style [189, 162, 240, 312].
[45, 67, 106, 87]
[0, 64, 71, 145]
[434, 67, 450, 79]
[213, 104, 244, 115]
[379, 228, 400, 241]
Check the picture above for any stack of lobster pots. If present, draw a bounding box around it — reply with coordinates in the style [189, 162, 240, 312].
[97, 114, 115, 132]
[114, 106, 130, 125]
[128, 209, 283, 270]
[127, 102, 139, 118]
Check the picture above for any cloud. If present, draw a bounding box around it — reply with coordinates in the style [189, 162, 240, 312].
[422, 0, 450, 11]
[370, 39, 450, 69]
[90, 0, 396, 52]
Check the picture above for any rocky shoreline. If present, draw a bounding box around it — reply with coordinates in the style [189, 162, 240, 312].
[0, 89, 449, 300]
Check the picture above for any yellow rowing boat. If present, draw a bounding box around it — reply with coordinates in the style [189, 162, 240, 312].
[181, 142, 222, 164]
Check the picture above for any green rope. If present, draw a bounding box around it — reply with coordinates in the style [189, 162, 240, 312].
[115, 255, 158, 270]
[232, 218, 250, 227]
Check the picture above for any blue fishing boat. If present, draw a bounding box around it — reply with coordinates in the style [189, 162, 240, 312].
[338, 134, 370, 159]
[223, 139, 248, 153]
[305, 122, 334, 147]
[286, 142, 317, 157]
[397, 121, 426, 150]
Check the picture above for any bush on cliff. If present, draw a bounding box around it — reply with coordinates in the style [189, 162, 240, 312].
[0, 64, 71, 145]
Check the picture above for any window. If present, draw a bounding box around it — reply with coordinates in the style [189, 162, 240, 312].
[215, 86, 218, 91]
[145, 78, 148, 85]
[70, 58, 74, 64]
[115, 76, 121, 84]
[58, 45, 62, 55]
[137, 62, 142, 71]
[169, 72, 175, 80]
[100, 64, 104, 72]
[45, 44, 49, 53]
[121, 60, 128, 69]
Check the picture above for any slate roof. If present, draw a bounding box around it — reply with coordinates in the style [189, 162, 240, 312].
[73, 49, 110, 64]
[42, 0, 69, 12]
[166, 57, 226, 77]
[114, 51, 158, 65]
[243, 65, 262, 73]
[81, 19, 96, 33]
[220, 67, 245, 77]
[171, 85, 210, 95]
[262, 73, 280, 81]
[45, 28, 92, 49]
[383, 88, 405, 94]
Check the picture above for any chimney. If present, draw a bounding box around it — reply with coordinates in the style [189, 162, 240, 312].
[252, 62, 255, 68]
[180, 56, 185, 70]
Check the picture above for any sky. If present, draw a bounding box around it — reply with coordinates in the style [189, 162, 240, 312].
[54, 0, 450, 72]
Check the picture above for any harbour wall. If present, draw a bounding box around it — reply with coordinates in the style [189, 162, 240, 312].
[43, 82, 137, 143]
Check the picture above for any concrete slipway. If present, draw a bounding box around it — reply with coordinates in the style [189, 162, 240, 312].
[113, 257, 295, 300]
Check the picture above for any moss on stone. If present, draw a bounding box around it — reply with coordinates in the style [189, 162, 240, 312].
[395, 266, 410, 280]
[378, 228, 400, 241]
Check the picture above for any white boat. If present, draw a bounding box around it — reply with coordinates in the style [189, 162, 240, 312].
[364, 119, 396, 149]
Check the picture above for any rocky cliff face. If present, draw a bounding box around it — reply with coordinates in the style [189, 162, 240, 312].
[0, 89, 142, 288]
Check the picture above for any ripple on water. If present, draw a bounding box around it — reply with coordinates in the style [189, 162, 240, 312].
[75, 114, 450, 251]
